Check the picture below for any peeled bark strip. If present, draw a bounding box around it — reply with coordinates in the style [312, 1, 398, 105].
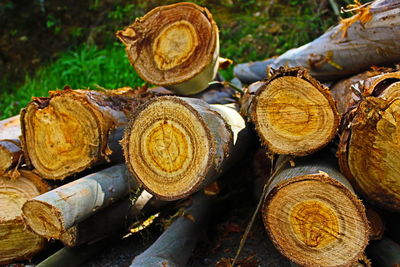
[262, 152, 369, 267]
[240, 67, 339, 156]
[130, 191, 214, 267]
[123, 96, 247, 200]
[0, 139, 22, 174]
[117, 2, 219, 95]
[22, 164, 134, 239]
[0, 170, 50, 265]
[0, 115, 21, 140]
[338, 71, 400, 211]
[60, 190, 154, 247]
[21, 87, 155, 180]
[234, 0, 400, 84]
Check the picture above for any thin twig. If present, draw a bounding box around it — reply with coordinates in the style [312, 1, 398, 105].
[232, 154, 289, 266]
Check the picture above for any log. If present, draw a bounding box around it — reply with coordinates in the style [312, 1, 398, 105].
[262, 151, 369, 266]
[240, 67, 339, 156]
[0, 169, 50, 265]
[60, 190, 154, 247]
[22, 164, 135, 239]
[233, 0, 400, 83]
[116, 2, 220, 95]
[36, 239, 109, 267]
[0, 139, 22, 174]
[130, 190, 214, 266]
[365, 207, 385, 241]
[0, 115, 21, 140]
[122, 96, 248, 200]
[20, 87, 156, 180]
[337, 71, 400, 210]
[367, 237, 400, 267]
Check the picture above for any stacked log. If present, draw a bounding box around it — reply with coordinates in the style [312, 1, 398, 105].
[0, 139, 22, 174]
[117, 2, 220, 95]
[240, 67, 339, 156]
[0, 170, 50, 265]
[337, 71, 400, 211]
[20, 87, 156, 180]
[234, 0, 400, 84]
[122, 96, 248, 200]
[22, 164, 135, 239]
[262, 152, 369, 266]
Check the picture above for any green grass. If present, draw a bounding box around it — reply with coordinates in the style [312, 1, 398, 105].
[0, 43, 144, 119]
[1, 0, 342, 119]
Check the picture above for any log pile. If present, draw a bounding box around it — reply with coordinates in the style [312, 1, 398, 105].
[2, 0, 400, 266]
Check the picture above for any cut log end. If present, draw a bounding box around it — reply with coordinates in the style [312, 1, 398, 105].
[117, 2, 219, 95]
[263, 174, 369, 266]
[346, 97, 400, 210]
[253, 74, 339, 155]
[22, 200, 64, 239]
[0, 171, 49, 264]
[0, 140, 21, 174]
[124, 97, 213, 200]
[22, 94, 102, 180]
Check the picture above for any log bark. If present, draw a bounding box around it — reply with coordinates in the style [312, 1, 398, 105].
[367, 237, 400, 267]
[0, 115, 21, 140]
[240, 67, 339, 156]
[116, 2, 220, 95]
[0, 169, 50, 265]
[0, 139, 22, 175]
[122, 96, 248, 200]
[234, 0, 400, 84]
[36, 238, 109, 267]
[60, 190, 154, 247]
[22, 164, 135, 239]
[337, 71, 400, 211]
[130, 190, 214, 267]
[20, 87, 156, 180]
[262, 151, 369, 267]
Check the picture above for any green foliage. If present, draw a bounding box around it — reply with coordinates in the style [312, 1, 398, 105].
[0, 43, 144, 119]
[1, 0, 344, 119]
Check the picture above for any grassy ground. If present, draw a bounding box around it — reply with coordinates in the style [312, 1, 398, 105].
[0, 0, 349, 119]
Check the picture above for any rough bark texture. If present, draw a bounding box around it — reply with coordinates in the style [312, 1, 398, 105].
[337, 71, 400, 211]
[234, 0, 400, 84]
[123, 96, 248, 200]
[20, 87, 156, 180]
[0, 139, 22, 175]
[262, 151, 369, 267]
[60, 190, 153, 247]
[367, 237, 400, 267]
[0, 115, 21, 140]
[22, 164, 135, 239]
[0, 170, 50, 265]
[130, 191, 214, 267]
[240, 67, 339, 156]
[117, 2, 219, 95]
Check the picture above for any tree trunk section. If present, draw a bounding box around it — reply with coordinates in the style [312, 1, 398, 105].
[0, 139, 22, 175]
[123, 96, 248, 200]
[262, 151, 369, 267]
[0, 115, 21, 140]
[337, 71, 400, 211]
[240, 67, 339, 156]
[116, 2, 220, 95]
[22, 164, 135, 239]
[60, 190, 154, 247]
[234, 0, 400, 83]
[130, 190, 214, 267]
[20, 87, 156, 180]
[0, 169, 50, 265]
